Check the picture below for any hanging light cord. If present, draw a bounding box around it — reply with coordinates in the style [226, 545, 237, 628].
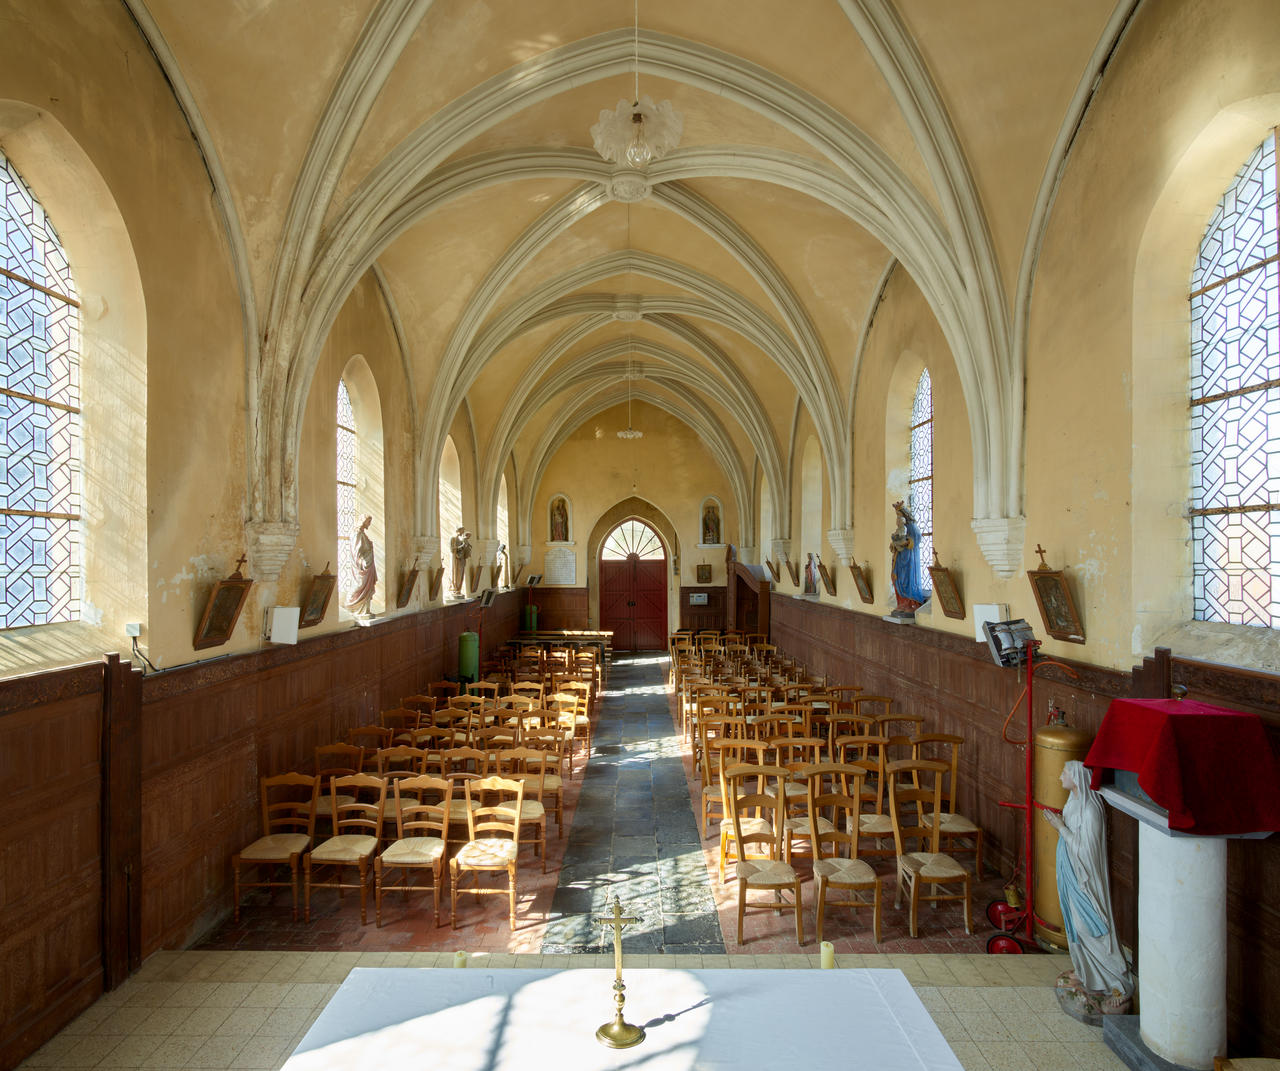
[633, 0, 640, 103]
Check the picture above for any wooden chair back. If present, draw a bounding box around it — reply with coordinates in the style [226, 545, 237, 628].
[463, 775, 524, 843]
[910, 733, 964, 813]
[725, 763, 786, 860]
[329, 773, 386, 837]
[886, 759, 948, 855]
[259, 772, 318, 838]
[803, 761, 867, 861]
[393, 774, 451, 840]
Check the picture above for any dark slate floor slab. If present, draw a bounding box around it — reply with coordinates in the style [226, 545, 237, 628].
[540, 653, 726, 954]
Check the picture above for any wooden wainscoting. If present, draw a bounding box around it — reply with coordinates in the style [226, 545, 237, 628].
[0, 662, 112, 1069]
[0, 592, 523, 1070]
[679, 586, 725, 632]
[530, 586, 588, 630]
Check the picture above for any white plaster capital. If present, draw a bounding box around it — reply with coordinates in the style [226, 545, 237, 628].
[245, 520, 299, 581]
[410, 535, 440, 570]
[473, 538, 500, 567]
[738, 544, 758, 565]
[770, 538, 792, 563]
[971, 516, 1027, 579]
[826, 527, 857, 566]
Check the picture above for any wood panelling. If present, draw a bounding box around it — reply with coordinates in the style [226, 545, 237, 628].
[772, 596, 1280, 1055]
[0, 593, 524, 1070]
[679, 586, 725, 632]
[0, 664, 105, 1071]
[530, 586, 588, 630]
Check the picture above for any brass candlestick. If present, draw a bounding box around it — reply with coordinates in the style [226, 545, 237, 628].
[594, 895, 645, 1049]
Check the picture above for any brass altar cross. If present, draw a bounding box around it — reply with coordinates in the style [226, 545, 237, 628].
[1034, 543, 1048, 569]
[233, 553, 248, 577]
[593, 896, 645, 1048]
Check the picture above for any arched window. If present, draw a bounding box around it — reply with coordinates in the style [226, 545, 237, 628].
[336, 379, 358, 596]
[601, 519, 664, 559]
[1189, 129, 1279, 628]
[909, 369, 934, 594]
[1, 148, 80, 628]
[439, 436, 462, 591]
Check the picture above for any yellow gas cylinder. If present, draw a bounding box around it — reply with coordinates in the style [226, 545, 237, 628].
[1031, 716, 1093, 949]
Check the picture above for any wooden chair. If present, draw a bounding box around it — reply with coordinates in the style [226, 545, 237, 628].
[428, 680, 461, 703]
[401, 694, 436, 717]
[347, 725, 393, 767]
[304, 773, 386, 924]
[232, 773, 318, 921]
[521, 728, 566, 835]
[834, 734, 894, 860]
[716, 739, 771, 881]
[887, 759, 972, 938]
[725, 763, 804, 945]
[495, 746, 548, 872]
[696, 715, 735, 838]
[511, 680, 544, 705]
[375, 774, 450, 927]
[805, 762, 881, 942]
[470, 680, 502, 707]
[380, 707, 423, 738]
[450, 775, 525, 929]
[771, 736, 827, 859]
[314, 743, 364, 826]
[911, 733, 985, 877]
[376, 745, 428, 840]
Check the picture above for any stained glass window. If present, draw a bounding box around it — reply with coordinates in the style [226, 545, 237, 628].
[909, 368, 933, 594]
[1189, 129, 1279, 628]
[336, 380, 357, 598]
[602, 519, 664, 560]
[1, 149, 80, 629]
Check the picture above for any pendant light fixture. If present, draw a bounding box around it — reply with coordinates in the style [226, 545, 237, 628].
[591, 0, 683, 169]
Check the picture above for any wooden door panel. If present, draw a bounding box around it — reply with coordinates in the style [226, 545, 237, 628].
[632, 559, 667, 650]
[599, 560, 634, 651]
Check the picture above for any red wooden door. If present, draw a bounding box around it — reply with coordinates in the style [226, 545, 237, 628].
[599, 555, 668, 652]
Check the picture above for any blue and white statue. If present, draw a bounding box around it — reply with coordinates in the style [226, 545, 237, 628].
[889, 500, 929, 617]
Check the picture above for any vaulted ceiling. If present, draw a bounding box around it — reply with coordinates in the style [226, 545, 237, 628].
[129, 0, 1130, 538]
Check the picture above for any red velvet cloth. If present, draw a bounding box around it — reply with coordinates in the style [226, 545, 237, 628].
[1085, 698, 1280, 835]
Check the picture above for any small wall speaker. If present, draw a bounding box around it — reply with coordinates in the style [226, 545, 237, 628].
[267, 606, 301, 645]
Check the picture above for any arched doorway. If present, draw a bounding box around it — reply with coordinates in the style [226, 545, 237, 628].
[599, 519, 668, 651]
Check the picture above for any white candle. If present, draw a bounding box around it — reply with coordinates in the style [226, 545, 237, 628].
[453, 950, 467, 968]
[820, 941, 835, 969]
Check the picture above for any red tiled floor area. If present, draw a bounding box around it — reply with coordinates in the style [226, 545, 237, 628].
[202, 757, 589, 953]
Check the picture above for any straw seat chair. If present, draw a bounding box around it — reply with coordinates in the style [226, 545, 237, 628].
[725, 762, 804, 945]
[232, 773, 318, 922]
[804, 762, 881, 942]
[450, 775, 525, 928]
[375, 774, 451, 927]
[304, 773, 386, 924]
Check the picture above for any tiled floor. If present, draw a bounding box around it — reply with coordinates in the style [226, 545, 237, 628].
[21, 949, 1127, 1070]
[21, 654, 1127, 1067]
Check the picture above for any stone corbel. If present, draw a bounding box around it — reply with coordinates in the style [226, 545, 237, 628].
[473, 539, 499, 568]
[971, 516, 1027, 579]
[826, 528, 857, 567]
[770, 538, 794, 584]
[245, 520, 299, 582]
[737, 544, 758, 565]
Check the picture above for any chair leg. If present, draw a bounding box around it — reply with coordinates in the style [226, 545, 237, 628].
[374, 858, 384, 928]
[288, 854, 300, 922]
[815, 877, 825, 942]
[963, 877, 973, 935]
[303, 854, 313, 923]
[450, 862, 459, 929]
[232, 856, 242, 923]
[909, 880, 920, 939]
[358, 859, 370, 925]
[793, 880, 804, 945]
[507, 864, 517, 928]
[872, 883, 882, 943]
[737, 879, 747, 944]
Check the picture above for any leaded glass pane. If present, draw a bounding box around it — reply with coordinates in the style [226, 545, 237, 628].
[1191, 388, 1280, 511]
[1192, 511, 1276, 626]
[910, 370, 933, 593]
[602, 519, 664, 560]
[336, 381, 358, 598]
[0, 149, 77, 299]
[1190, 258, 1278, 398]
[0, 393, 79, 514]
[1192, 132, 1277, 292]
[0, 513, 79, 628]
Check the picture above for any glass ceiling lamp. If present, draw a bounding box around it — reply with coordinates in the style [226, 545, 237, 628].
[618, 355, 643, 440]
[591, 0, 683, 169]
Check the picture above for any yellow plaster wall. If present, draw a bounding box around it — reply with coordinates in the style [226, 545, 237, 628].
[530, 401, 736, 626]
[296, 273, 416, 630]
[0, 2, 245, 674]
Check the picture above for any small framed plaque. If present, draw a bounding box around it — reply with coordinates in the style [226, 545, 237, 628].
[1027, 546, 1085, 643]
[816, 559, 836, 597]
[193, 558, 253, 650]
[696, 564, 712, 584]
[396, 557, 420, 609]
[300, 566, 337, 628]
[928, 552, 965, 620]
[849, 562, 873, 604]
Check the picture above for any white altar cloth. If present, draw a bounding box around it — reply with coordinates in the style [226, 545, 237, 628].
[283, 967, 961, 1070]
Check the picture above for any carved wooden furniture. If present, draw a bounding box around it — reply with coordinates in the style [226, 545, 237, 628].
[304, 773, 386, 924]
[232, 773, 318, 922]
[887, 759, 972, 938]
[375, 774, 450, 927]
[725, 762, 804, 945]
[450, 775, 525, 929]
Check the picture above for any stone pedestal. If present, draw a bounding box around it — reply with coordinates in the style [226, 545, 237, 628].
[1137, 824, 1226, 1069]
